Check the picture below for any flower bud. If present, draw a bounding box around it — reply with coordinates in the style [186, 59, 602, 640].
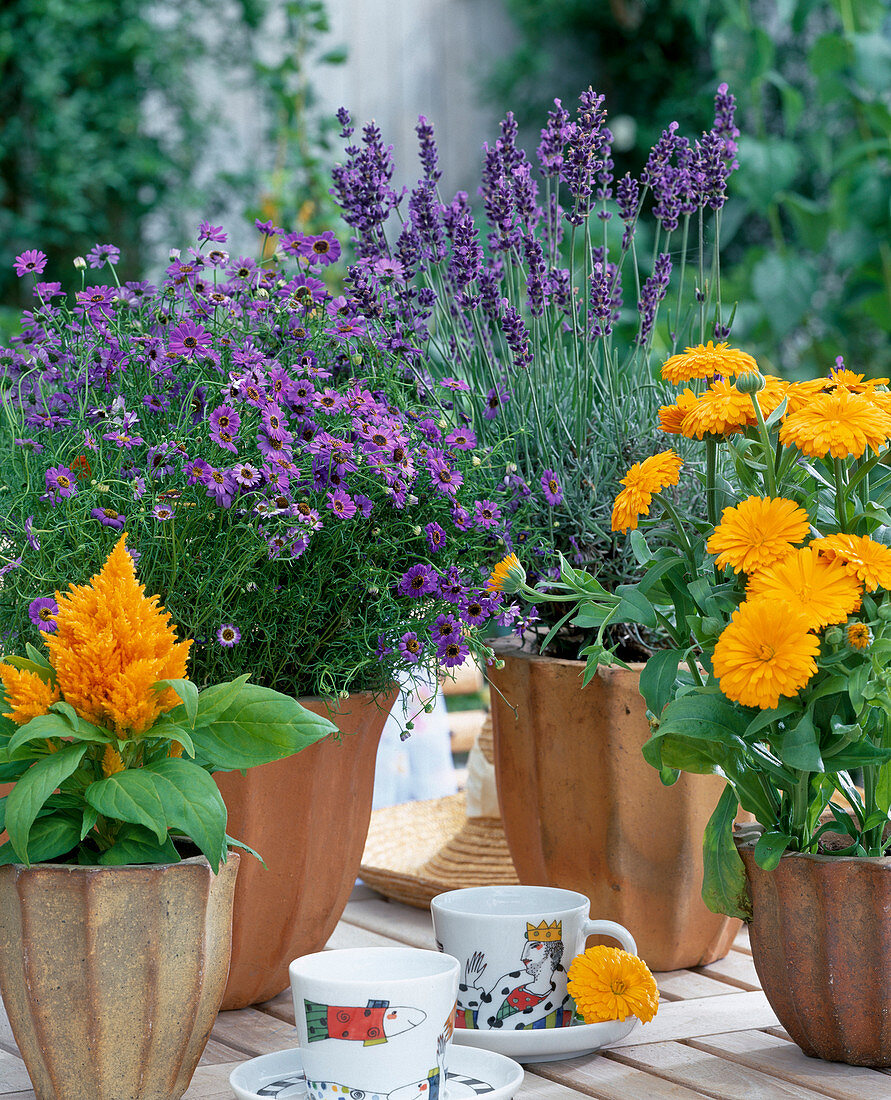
[472, 455, 481, 466]
[700, 616, 722, 636]
[735, 370, 765, 394]
[256, 288, 269, 299]
[878, 602, 891, 620]
[493, 659, 505, 670]
[169, 248, 180, 261]
[73, 256, 86, 270]
[412, 526, 422, 536]
[824, 625, 844, 647]
[351, 353, 363, 367]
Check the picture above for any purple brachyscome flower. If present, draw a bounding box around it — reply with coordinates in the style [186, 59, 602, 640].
[14, 250, 48, 278]
[437, 635, 470, 668]
[217, 624, 241, 647]
[425, 522, 446, 553]
[397, 563, 439, 598]
[24, 516, 40, 551]
[45, 465, 78, 501]
[198, 221, 228, 243]
[427, 451, 464, 497]
[169, 320, 214, 359]
[399, 632, 423, 664]
[301, 232, 342, 267]
[460, 594, 489, 627]
[433, 613, 461, 643]
[233, 462, 262, 488]
[445, 427, 476, 451]
[91, 507, 126, 529]
[440, 377, 470, 393]
[153, 504, 175, 521]
[484, 385, 510, 420]
[541, 469, 563, 507]
[204, 468, 237, 508]
[473, 499, 502, 530]
[86, 243, 121, 269]
[326, 488, 357, 519]
[28, 596, 58, 632]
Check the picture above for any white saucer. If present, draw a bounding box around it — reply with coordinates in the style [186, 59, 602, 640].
[229, 1045, 524, 1100]
[451, 1015, 638, 1063]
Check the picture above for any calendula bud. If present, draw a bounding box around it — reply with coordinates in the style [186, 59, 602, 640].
[878, 602, 891, 620]
[700, 616, 722, 636]
[735, 370, 766, 394]
[73, 256, 86, 270]
[824, 625, 844, 647]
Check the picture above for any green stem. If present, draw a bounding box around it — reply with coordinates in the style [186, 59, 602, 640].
[706, 436, 720, 527]
[834, 458, 848, 533]
[748, 393, 777, 498]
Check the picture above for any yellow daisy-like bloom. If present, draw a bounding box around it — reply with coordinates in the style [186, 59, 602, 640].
[0, 664, 61, 726]
[784, 378, 830, 416]
[658, 388, 698, 435]
[828, 368, 890, 394]
[568, 946, 659, 1024]
[661, 341, 758, 385]
[811, 532, 891, 592]
[756, 375, 789, 419]
[746, 546, 862, 630]
[707, 496, 811, 575]
[44, 534, 192, 736]
[611, 451, 683, 533]
[680, 379, 754, 438]
[847, 623, 872, 650]
[486, 552, 526, 594]
[779, 389, 891, 459]
[712, 599, 819, 709]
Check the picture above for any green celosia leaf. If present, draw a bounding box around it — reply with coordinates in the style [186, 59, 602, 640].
[97, 825, 181, 866]
[85, 770, 169, 845]
[8, 711, 113, 757]
[0, 814, 82, 867]
[5, 744, 88, 864]
[143, 758, 227, 871]
[156, 679, 199, 727]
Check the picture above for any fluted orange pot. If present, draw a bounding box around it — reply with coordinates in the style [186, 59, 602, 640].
[488, 642, 739, 971]
[216, 687, 397, 1009]
[0, 852, 239, 1100]
[737, 825, 891, 1066]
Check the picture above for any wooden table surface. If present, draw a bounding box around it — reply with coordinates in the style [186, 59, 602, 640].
[0, 882, 888, 1100]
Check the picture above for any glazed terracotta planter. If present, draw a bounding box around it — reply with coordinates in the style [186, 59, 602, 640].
[737, 824, 891, 1066]
[488, 641, 740, 971]
[216, 687, 397, 1009]
[0, 852, 239, 1100]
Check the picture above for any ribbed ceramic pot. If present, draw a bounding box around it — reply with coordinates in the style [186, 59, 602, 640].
[737, 825, 891, 1066]
[488, 641, 740, 971]
[216, 687, 397, 1009]
[0, 851, 239, 1100]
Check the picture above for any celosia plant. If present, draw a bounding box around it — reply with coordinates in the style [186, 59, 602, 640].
[491, 347, 891, 918]
[0, 537, 335, 868]
[0, 226, 508, 698]
[330, 86, 739, 657]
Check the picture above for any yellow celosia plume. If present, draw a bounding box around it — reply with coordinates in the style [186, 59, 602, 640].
[0, 664, 60, 726]
[44, 534, 192, 736]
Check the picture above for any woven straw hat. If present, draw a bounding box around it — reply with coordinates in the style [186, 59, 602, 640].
[360, 715, 519, 908]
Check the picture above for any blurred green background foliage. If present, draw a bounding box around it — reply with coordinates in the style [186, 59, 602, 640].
[491, 0, 891, 377]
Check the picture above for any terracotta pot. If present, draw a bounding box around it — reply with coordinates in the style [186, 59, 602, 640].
[216, 687, 397, 1009]
[488, 641, 740, 971]
[737, 825, 891, 1066]
[0, 852, 239, 1100]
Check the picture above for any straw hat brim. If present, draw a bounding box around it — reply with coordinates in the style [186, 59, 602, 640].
[360, 792, 519, 909]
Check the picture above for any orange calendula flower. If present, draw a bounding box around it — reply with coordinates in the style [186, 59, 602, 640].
[0, 664, 60, 726]
[568, 946, 659, 1024]
[811, 533, 891, 592]
[847, 623, 871, 650]
[828, 368, 889, 394]
[486, 552, 526, 594]
[746, 546, 862, 630]
[680, 379, 754, 438]
[784, 378, 830, 416]
[44, 534, 192, 736]
[611, 451, 683, 533]
[658, 388, 698, 434]
[707, 496, 811, 575]
[779, 389, 891, 460]
[660, 341, 758, 385]
[712, 600, 819, 709]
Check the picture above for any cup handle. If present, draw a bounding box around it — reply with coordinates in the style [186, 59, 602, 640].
[582, 919, 638, 956]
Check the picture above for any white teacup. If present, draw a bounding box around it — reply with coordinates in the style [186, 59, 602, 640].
[290, 947, 459, 1100]
[431, 885, 637, 1031]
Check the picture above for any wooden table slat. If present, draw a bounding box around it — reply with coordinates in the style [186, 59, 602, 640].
[611, 991, 778, 1047]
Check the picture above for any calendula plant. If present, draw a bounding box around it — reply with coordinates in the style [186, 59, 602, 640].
[0, 536, 335, 869]
[331, 85, 739, 657]
[490, 344, 891, 919]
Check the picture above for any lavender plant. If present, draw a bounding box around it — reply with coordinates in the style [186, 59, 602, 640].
[331, 87, 740, 658]
[0, 226, 511, 699]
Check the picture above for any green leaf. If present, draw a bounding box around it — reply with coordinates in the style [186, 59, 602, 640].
[5, 744, 88, 864]
[775, 713, 824, 773]
[143, 719, 195, 759]
[752, 252, 819, 338]
[629, 529, 653, 566]
[0, 814, 82, 867]
[23, 644, 52, 670]
[639, 649, 683, 717]
[97, 825, 180, 866]
[744, 700, 799, 740]
[753, 830, 793, 871]
[701, 785, 751, 921]
[656, 691, 751, 745]
[81, 804, 98, 842]
[612, 586, 658, 628]
[85, 771, 169, 845]
[1, 656, 55, 685]
[225, 833, 266, 868]
[143, 758, 227, 871]
[157, 679, 199, 728]
[8, 712, 113, 756]
[191, 684, 336, 771]
[191, 675, 252, 728]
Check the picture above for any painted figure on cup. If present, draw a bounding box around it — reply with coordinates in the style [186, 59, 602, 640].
[304, 998, 426, 1044]
[455, 919, 575, 1029]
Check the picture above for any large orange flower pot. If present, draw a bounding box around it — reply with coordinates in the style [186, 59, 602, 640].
[215, 688, 397, 1009]
[737, 825, 891, 1066]
[488, 643, 739, 971]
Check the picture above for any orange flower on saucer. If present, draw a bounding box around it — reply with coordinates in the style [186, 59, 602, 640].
[568, 946, 659, 1024]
